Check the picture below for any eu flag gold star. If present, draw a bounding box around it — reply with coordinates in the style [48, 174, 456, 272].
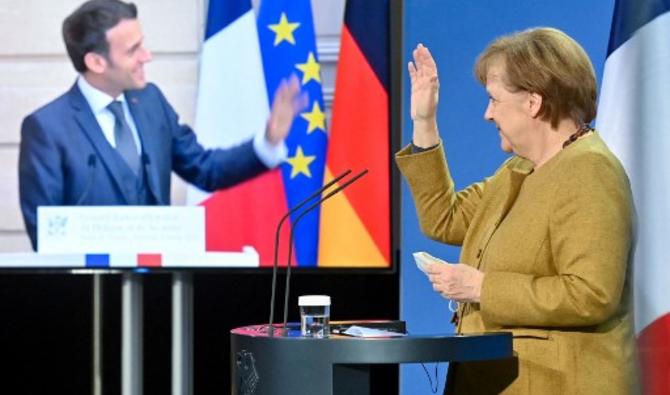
[295, 52, 321, 85]
[268, 13, 300, 46]
[301, 102, 326, 134]
[286, 146, 316, 179]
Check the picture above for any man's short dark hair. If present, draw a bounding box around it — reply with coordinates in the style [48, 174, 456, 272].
[62, 0, 138, 72]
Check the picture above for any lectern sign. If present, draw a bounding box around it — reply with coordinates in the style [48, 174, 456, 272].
[37, 206, 205, 254]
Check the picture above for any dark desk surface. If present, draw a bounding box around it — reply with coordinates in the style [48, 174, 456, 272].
[232, 323, 513, 364]
[231, 323, 513, 394]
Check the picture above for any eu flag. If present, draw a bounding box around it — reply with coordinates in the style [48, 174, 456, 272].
[258, 0, 328, 266]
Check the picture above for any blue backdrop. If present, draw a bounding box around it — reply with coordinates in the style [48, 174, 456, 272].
[400, 1, 616, 393]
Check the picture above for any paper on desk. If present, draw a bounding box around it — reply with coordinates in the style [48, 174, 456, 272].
[341, 325, 406, 338]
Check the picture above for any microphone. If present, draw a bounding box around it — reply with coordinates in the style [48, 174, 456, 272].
[141, 153, 162, 205]
[268, 169, 352, 335]
[76, 154, 97, 205]
[281, 169, 368, 331]
[142, 153, 150, 166]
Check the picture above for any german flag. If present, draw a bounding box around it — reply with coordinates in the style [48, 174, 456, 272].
[318, 0, 390, 267]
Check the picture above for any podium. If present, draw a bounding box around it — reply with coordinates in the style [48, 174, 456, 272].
[230, 323, 513, 395]
[24, 206, 258, 394]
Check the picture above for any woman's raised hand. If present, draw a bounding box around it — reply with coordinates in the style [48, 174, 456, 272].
[408, 44, 440, 147]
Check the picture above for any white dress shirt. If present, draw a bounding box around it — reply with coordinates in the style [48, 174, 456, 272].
[77, 76, 142, 154]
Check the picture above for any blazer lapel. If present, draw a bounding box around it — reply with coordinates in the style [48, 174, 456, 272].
[67, 83, 135, 204]
[125, 91, 163, 204]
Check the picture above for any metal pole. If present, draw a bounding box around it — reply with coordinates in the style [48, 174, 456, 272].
[172, 272, 193, 395]
[122, 272, 143, 395]
[92, 273, 103, 395]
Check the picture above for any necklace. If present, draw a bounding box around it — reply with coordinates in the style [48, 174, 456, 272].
[562, 124, 593, 149]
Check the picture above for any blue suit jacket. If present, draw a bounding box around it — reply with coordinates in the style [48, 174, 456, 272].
[19, 82, 268, 249]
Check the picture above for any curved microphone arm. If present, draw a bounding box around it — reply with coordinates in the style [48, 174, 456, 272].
[268, 169, 352, 333]
[281, 169, 369, 330]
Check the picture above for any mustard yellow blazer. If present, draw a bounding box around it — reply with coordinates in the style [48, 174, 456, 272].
[396, 133, 637, 394]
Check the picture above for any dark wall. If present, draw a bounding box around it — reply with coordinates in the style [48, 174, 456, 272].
[0, 270, 399, 394]
[0, 274, 94, 394]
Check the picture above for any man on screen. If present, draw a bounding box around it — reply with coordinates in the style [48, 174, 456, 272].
[18, 0, 305, 249]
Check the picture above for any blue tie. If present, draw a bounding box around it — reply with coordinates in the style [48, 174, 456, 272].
[107, 101, 140, 175]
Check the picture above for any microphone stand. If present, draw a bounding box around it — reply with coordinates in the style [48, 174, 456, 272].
[267, 169, 352, 335]
[75, 154, 101, 395]
[281, 169, 369, 331]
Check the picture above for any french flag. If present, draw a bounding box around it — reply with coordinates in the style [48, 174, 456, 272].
[597, 0, 670, 392]
[187, 0, 290, 266]
[187, 0, 326, 267]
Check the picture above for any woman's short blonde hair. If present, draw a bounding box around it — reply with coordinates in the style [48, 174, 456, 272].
[474, 27, 596, 128]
